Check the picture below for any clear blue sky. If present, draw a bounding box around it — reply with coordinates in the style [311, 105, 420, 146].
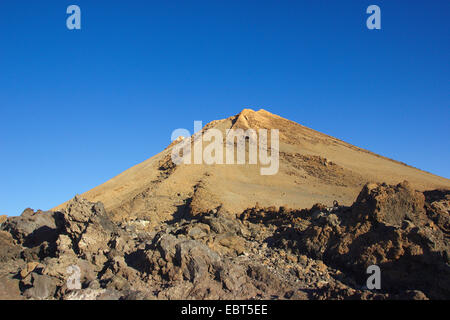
[0, 1, 449, 215]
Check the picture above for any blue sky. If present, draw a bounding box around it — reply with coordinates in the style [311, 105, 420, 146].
[0, 1, 449, 215]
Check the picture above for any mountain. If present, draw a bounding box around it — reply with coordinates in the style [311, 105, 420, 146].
[1, 109, 449, 300]
[54, 109, 450, 226]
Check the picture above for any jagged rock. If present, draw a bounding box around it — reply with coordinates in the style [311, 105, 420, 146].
[0, 196, 131, 300]
[211, 233, 246, 255]
[242, 181, 450, 299]
[202, 215, 244, 235]
[0, 231, 22, 262]
[0, 182, 448, 300]
[62, 197, 118, 259]
[146, 233, 221, 282]
[1, 209, 64, 248]
[352, 181, 426, 226]
[56, 234, 74, 256]
[43, 256, 96, 290]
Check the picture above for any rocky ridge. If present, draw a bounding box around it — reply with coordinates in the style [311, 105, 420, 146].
[0, 181, 448, 300]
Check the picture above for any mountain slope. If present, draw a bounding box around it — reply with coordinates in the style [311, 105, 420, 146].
[54, 109, 450, 225]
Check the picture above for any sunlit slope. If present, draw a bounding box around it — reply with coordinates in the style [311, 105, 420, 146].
[54, 109, 450, 224]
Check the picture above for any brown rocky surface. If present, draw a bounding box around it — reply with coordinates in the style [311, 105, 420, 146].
[0, 181, 448, 300]
[241, 181, 450, 299]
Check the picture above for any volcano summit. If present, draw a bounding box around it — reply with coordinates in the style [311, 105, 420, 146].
[54, 108, 449, 225]
[0, 109, 449, 300]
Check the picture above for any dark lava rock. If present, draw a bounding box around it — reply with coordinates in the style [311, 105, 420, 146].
[0, 182, 448, 300]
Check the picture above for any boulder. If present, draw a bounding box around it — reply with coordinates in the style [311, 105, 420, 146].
[24, 273, 58, 300]
[1, 209, 64, 248]
[62, 197, 118, 260]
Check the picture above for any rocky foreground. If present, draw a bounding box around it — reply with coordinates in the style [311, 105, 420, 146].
[0, 181, 448, 300]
